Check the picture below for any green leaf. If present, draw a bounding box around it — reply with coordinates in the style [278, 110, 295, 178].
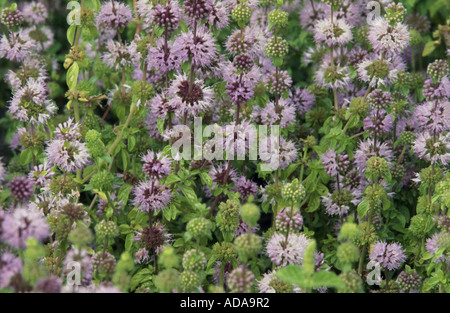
[163, 204, 179, 221]
[179, 185, 198, 203]
[429, 0, 447, 17]
[306, 194, 321, 212]
[382, 196, 391, 211]
[281, 163, 299, 180]
[121, 149, 129, 171]
[207, 255, 218, 271]
[357, 200, 369, 218]
[165, 174, 181, 185]
[199, 172, 213, 189]
[101, 153, 113, 165]
[277, 265, 345, 290]
[173, 238, 185, 248]
[422, 41, 436, 57]
[20, 148, 32, 165]
[396, 214, 406, 227]
[276, 265, 311, 288]
[67, 25, 77, 46]
[125, 233, 134, 251]
[222, 231, 234, 243]
[312, 271, 346, 290]
[118, 183, 132, 206]
[272, 57, 284, 67]
[66, 62, 79, 90]
[154, 26, 165, 37]
[92, 0, 101, 11]
[128, 136, 136, 151]
[119, 224, 131, 235]
[130, 268, 152, 291]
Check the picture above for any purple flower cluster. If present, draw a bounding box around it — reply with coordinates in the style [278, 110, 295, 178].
[369, 241, 406, 271]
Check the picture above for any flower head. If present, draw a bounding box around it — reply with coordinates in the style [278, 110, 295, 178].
[0, 30, 34, 62]
[235, 176, 258, 201]
[6, 58, 47, 92]
[357, 56, 405, 87]
[316, 61, 350, 90]
[22, 1, 48, 24]
[363, 109, 394, 136]
[266, 232, 311, 267]
[1, 207, 49, 249]
[169, 73, 214, 116]
[354, 138, 393, 171]
[174, 26, 217, 68]
[414, 101, 450, 134]
[63, 248, 93, 286]
[322, 189, 354, 216]
[426, 233, 447, 263]
[141, 151, 172, 178]
[413, 132, 450, 165]
[97, 1, 133, 29]
[369, 241, 406, 271]
[147, 38, 186, 74]
[368, 18, 410, 55]
[54, 118, 81, 142]
[152, 1, 181, 31]
[9, 78, 56, 125]
[258, 270, 301, 293]
[46, 139, 90, 172]
[290, 87, 314, 115]
[103, 40, 141, 70]
[314, 18, 353, 47]
[133, 179, 171, 213]
[8, 176, 34, 202]
[0, 252, 22, 289]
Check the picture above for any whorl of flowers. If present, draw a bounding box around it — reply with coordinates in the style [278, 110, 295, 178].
[314, 18, 353, 47]
[368, 18, 410, 55]
[413, 132, 450, 165]
[46, 139, 90, 173]
[132, 179, 172, 213]
[168, 73, 214, 116]
[22, 1, 48, 24]
[103, 40, 141, 70]
[266, 232, 311, 267]
[141, 151, 172, 178]
[9, 78, 56, 125]
[174, 26, 217, 68]
[1, 207, 49, 249]
[369, 241, 406, 271]
[97, 1, 133, 30]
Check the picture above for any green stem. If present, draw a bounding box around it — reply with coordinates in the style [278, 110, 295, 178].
[358, 245, 367, 276]
[107, 102, 137, 156]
